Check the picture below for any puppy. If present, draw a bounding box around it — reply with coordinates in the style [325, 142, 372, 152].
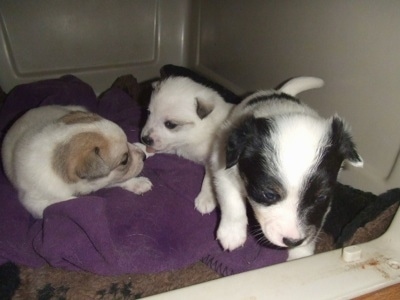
[140, 76, 234, 211]
[2, 105, 152, 218]
[198, 77, 363, 260]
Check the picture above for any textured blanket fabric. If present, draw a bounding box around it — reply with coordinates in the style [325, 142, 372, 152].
[0, 75, 287, 276]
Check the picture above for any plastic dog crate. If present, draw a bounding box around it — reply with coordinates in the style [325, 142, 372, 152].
[1, 1, 399, 298]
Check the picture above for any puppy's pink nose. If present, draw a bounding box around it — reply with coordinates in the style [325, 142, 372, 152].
[282, 237, 304, 248]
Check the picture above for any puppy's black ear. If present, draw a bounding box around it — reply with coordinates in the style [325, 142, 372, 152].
[226, 117, 272, 169]
[196, 97, 214, 119]
[330, 115, 363, 167]
[75, 147, 111, 180]
[160, 64, 241, 104]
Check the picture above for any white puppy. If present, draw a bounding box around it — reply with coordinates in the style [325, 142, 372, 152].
[2, 105, 152, 218]
[198, 77, 363, 260]
[140, 76, 234, 211]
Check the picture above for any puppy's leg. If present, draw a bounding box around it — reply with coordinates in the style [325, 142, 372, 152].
[215, 169, 248, 251]
[116, 177, 153, 195]
[194, 165, 216, 214]
[287, 240, 316, 261]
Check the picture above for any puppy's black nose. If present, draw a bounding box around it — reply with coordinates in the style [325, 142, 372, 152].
[282, 237, 304, 248]
[141, 135, 153, 146]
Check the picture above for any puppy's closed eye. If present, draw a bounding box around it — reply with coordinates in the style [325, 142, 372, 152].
[247, 182, 283, 206]
[164, 121, 178, 129]
[315, 194, 329, 203]
[262, 190, 281, 203]
[253, 189, 282, 206]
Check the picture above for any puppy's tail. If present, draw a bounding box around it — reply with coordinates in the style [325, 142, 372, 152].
[278, 76, 324, 97]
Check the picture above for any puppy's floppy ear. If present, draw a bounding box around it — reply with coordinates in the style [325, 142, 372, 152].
[330, 115, 363, 167]
[196, 97, 214, 119]
[75, 147, 111, 180]
[226, 117, 273, 169]
[53, 132, 111, 183]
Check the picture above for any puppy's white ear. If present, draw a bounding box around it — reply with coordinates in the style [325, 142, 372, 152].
[330, 115, 363, 167]
[226, 117, 272, 168]
[196, 97, 214, 119]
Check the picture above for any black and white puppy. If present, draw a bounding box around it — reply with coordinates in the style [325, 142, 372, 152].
[198, 77, 363, 260]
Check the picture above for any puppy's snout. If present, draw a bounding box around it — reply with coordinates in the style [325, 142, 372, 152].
[140, 150, 146, 161]
[141, 135, 153, 146]
[130, 144, 147, 161]
[282, 237, 304, 248]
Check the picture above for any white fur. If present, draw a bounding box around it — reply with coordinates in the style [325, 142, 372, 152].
[279, 76, 324, 96]
[2, 105, 152, 218]
[197, 76, 363, 259]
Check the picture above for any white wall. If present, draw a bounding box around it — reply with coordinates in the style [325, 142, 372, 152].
[1, 0, 398, 193]
[0, 0, 192, 93]
[191, 0, 400, 194]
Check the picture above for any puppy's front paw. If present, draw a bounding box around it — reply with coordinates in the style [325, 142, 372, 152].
[287, 242, 315, 261]
[217, 220, 247, 251]
[120, 176, 153, 194]
[194, 191, 216, 214]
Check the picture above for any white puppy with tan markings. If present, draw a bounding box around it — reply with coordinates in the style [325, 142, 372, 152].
[2, 105, 152, 218]
[197, 77, 363, 260]
[140, 76, 234, 211]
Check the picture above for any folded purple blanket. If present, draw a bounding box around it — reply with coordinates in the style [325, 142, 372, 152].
[0, 75, 286, 276]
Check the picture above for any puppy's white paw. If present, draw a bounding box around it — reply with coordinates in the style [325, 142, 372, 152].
[120, 176, 153, 195]
[217, 220, 247, 251]
[194, 191, 216, 214]
[287, 242, 315, 261]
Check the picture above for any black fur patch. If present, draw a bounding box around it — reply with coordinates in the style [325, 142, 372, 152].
[160, 64, 241, 104]
[226, 117, 274, 169]
[240, 154, 286, 206]
[330, 116, 363, 165]
[299, 168, 335, 230]
[228, 116, 286, 206]
[298, 119, 358, 230]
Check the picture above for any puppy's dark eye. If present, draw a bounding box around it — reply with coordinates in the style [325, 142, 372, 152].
[262, 191, 281, 203]
[120, 153, 129, 166]
[316, 194, 328, 203]
[257, 190, 282, 205]
[164, 121, 177, 129]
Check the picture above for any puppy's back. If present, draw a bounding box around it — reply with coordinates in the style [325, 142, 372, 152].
[2, 105, 87, 181]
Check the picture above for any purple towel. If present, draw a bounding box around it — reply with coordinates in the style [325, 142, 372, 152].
[0, 75, 287, 276]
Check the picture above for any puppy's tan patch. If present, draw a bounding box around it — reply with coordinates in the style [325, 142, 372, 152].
[59, 111, 102, 125]
[53, 132, 111, 183]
